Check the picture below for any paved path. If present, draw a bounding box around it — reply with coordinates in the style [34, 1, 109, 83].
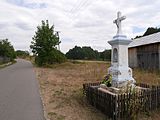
[0, 59, 45, 120]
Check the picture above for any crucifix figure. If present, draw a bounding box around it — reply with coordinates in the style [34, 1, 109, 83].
[113, 11, 126, 35]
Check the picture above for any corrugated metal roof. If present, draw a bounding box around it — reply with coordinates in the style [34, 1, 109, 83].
[128, 32, 160, 48]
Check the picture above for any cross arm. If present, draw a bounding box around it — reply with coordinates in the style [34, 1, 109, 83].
[119, 16, 126, 21]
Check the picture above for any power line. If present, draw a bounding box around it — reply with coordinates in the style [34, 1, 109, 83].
[71, 0, 90, 18]
[65, 0, 84, 19]
[69, 0, 85, 13]
[68, 0, 92, 22]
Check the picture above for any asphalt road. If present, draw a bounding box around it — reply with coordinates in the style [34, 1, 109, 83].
[0, 59, 45, 120]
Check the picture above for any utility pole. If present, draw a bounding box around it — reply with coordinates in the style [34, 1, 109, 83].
[55, 31, 61, 51]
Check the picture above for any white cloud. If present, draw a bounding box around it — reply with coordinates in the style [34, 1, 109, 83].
[0, 0, 160, 53]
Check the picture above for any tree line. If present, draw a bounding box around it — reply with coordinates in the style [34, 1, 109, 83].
[0, 39, 30, 64]
[65, 46, 111, 61]
[134, 27, 160, 39]
[16, 50, 29, 58]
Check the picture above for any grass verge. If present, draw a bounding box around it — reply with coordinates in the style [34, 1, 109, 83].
[0, 60, 16, 69]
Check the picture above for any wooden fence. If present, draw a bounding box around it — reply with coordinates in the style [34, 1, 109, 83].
[83, 82, 160, 120]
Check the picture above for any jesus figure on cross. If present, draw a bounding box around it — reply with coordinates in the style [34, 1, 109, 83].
[113, 11, 126, 35]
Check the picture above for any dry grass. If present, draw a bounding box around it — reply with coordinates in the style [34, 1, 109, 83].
[34, 61, 160, 120]
[35, 61, 110, 120]
[134, 69, 160, 85]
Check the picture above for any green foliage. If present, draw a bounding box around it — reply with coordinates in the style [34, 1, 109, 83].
[99, 49, 111, 61]
[102, 74, 112, 87]
[66, 46, 85, 59]
[143, 27, 160, 36]
[82, 46, 99, 60]
[134, 27, 160, 39]
[35, 48, 66, 66]
[30, 20, 66, 66]
[66, 46, 111, 61]
[16, 50, 29, 58]
[0, 39, 16, 62]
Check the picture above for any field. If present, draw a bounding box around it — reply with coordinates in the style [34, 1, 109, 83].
[35, 61, 160, 120]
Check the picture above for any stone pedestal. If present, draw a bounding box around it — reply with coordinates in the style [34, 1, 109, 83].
[108, 35, 135, 88]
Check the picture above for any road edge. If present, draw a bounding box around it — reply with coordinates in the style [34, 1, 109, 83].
[34, 68, 50, 120]
[0, 61, 16, 69]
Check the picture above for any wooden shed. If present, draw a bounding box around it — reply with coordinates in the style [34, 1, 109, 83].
[128, 32, 160, 70]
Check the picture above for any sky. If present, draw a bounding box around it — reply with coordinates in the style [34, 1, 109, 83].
[0, 0, 160, 53]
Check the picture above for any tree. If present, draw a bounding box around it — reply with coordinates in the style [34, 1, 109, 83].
[134, 27, 160, 39]
[143, 27, 160, 36]
[99, 49, 111, 61]
[66, 46, 100, 60]
[82, 46, 98, 60]
[0, 39, 16, 62]
[30, 20, 66, 66]
[16, 50, 29, 58]
[66, 46, 85, 59]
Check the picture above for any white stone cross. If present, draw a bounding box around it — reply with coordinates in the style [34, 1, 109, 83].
[113, 11, 126, 35]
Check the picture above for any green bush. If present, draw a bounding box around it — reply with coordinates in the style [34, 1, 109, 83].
[0, 39, 16, 62]
[35, 49, 66, 66]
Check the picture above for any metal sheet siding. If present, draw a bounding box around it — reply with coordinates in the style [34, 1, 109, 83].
[129, 32, 160, 48]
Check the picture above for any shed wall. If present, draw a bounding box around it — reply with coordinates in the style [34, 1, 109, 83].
[137, 43, 159, 70]
[129, 43, 160, 70]
[128, 48, 137, 68]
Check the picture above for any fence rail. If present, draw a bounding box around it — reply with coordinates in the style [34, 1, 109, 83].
[83, 82, 160, 120]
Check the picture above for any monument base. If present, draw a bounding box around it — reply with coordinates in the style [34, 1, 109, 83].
[100, 84, 121, 94]
[108, 66, 136, 88]
[112, 79, 135, 88]
[100, 83, 136, 94]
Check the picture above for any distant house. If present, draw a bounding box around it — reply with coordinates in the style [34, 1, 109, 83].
[128, 32, 160, 70]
